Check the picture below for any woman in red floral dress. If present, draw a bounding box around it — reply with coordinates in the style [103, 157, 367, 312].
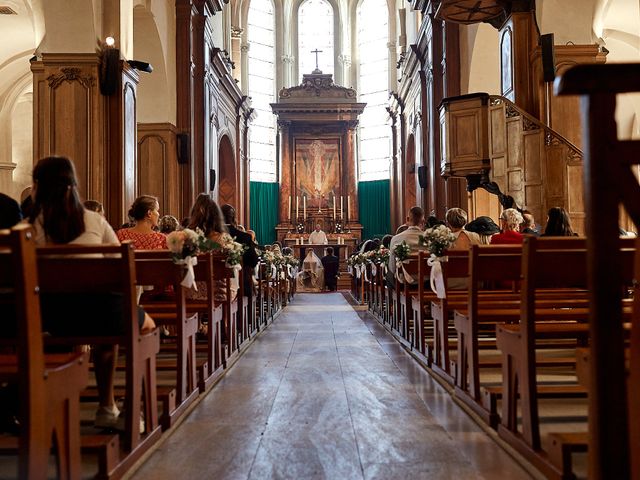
[117, 195, 167, 249]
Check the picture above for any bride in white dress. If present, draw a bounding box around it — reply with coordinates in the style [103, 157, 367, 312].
[296, 248, 325, 292]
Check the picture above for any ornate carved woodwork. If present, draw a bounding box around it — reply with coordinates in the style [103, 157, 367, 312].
[271, 72, 365, 239]
[31, 53, 139, 226]
[440, 92, 585, 233]
[435, 0, 506, 25]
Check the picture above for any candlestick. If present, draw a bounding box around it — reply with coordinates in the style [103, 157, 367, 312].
[288, 195, 292, 221]
[296, 196, 299, 220]
[333, 194, 336, 219]
[347, 196, 351, 221]
[340, 196, 344, 219]
[303, 196, 306, 219]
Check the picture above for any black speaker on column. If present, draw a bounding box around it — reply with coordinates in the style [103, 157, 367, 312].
[417, 165, 428, 189]
[540, 33, 556, 83]
[177, 133, 189, 164]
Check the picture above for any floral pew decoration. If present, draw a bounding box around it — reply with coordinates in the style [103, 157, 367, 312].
[392, 241, 414, 283]
[166, 229, 245, 290]
[419, 224, 456, 298]
[347, 252, 366, 278]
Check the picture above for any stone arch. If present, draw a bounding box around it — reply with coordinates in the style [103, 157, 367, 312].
[133, 3, 172, 123]
[218, 134, 238, 208]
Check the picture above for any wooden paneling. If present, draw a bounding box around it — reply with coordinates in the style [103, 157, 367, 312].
[531, 44, 606, 148]
[138, 123, 180, 218]
[31, 54, 139, 227]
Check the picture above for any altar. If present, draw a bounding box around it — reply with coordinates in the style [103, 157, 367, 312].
[271, 69, 365, 244]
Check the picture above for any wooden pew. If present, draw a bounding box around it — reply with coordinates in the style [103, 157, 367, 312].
[34, 242, 162, 475]
[495, 237, 635, 479]
[397, 256, 419, 347]
[134, 251, 200, 429]
[0, 225, 89, 480]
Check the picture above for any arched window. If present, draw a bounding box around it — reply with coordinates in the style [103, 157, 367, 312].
[298, 0, 334, 79]
[248, 0, 277, 182]
[357, 0, 390, 181]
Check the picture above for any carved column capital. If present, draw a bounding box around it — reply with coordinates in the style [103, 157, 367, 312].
[281, 54, 295, 64]
[231, 26, 243, 38]
[241, 43, 250, 53]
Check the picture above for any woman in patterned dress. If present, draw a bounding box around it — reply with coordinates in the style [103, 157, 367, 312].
[117, 195, 167, 249]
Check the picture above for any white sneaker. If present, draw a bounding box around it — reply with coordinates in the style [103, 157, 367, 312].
[94, 406, 120, 429]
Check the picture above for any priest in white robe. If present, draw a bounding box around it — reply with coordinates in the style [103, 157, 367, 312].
[308, 223, 328, 244]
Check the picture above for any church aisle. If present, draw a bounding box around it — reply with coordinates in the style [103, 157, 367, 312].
[130, 293, 533, 480]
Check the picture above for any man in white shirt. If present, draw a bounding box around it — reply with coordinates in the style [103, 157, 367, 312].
[309, 223, 328, 244]
[388, 206, 426, 283]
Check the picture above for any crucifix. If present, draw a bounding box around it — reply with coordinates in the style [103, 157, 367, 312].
[311, 48, 323, 71]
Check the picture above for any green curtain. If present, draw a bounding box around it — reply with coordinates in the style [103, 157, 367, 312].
[358, 180, 391, 240]
[250, 181, 279, 245]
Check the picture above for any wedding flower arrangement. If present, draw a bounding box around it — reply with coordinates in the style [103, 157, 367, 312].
[376, 246, 390, 265]
[419, 224, 456, 257]
[217, 233, 245, 267]
[284, 254, 299, 268]
[347, 252, 366, 267]
[166, 228, 205, 261]
[392, 241, 411, 262]
[296, 222, 305, 234]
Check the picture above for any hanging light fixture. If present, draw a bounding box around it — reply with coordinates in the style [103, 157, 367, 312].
[435, 0, 506, 25]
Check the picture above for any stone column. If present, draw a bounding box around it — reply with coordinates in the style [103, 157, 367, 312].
[230, 26, 243, 86]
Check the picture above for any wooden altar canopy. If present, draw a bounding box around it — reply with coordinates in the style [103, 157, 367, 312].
[271, 71, 366, 242]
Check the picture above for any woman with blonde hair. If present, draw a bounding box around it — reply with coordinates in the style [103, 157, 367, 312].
[444, 208, 480, 250]
[491, 208, 524, 245]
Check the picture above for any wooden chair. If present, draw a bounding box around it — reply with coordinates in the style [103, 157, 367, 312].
[0, 225, 89, 480]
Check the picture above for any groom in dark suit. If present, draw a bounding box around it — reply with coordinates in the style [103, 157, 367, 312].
[321, 247, 340, 292]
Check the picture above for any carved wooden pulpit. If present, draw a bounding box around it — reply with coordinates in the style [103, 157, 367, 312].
[271, 72, 366, 242]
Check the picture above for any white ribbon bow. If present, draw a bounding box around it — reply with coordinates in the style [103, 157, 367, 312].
[271, 264, 277, 279]
[427, 254, 447, 298]
[396, 259, 414, 283]
[371, 264, 377, 276]
[355, 264, 362, 279]
[348, 265, 353, 275]
[176, 256, 198, 291]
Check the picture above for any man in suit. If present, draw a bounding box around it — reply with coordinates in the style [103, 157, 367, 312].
[221, 204, 260, 297]
[321, 246, 340, 291]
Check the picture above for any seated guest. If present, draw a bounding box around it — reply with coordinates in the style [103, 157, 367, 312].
[521, 209, 539, 235]
[542, 207, 577, 237]
[382, 234, 393, 248]
[388, 206, 426, 284]
[84, 199, 104, 216]
[158, 215, 180, 234]
[464, 216, 500, 245]
[28, 156, 155, 429]
[426, 215, 445, 228]
[321, 247, 340, 291]
[445, 208, 480, 250]
[491, 208, 524, 244]
[0, 193, 21, 229]
[309, 223, 328, 244]
[117, 195, 167, 249]
[187, 193, 238, 301]
[221, 204, 259, 297]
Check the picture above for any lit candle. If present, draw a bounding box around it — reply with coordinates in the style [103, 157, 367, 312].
[303, 196, 306, 219]
[288, 195, 292, 221]
[333, 194, 336, 219]
[296, 196, 299, 220]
